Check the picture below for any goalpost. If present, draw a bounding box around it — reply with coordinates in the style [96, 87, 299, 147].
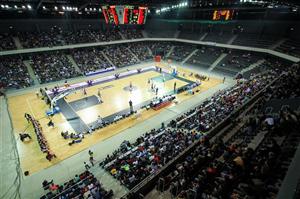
[154, 56, 178, 76]
[46, 88, 76, 116]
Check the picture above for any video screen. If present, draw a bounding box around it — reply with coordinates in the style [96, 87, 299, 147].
[102, 5, 148, 25]
[212, 10, 234, 21]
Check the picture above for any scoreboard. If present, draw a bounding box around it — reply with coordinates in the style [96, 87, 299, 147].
[102, 5, 148, 25]
[212, 10, 234, 21]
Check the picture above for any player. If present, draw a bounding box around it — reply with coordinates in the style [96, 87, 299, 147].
[129, 81, 133, 92]
[174, 82, 177, 93]
[129, 100, 133, 114]
[97, 115, 103, 124]
[83, 88, 87, 96]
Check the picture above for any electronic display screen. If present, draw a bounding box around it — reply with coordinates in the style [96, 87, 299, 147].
[212, 10, 234, 21]
[102, 5, 148, 25]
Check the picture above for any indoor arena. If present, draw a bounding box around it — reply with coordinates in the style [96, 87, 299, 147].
[0, 1, 300, 199]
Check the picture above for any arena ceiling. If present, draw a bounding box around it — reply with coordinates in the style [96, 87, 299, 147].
[0, 0, 298, 19]
[0, 0, 299, 7]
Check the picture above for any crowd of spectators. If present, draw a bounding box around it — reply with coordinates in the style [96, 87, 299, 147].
[98, 66, 290, 194]
[170, 70, 277, 132]
[168, 44, 196, 62]
[103, 45, 139, 68]
[166, 113, 283, 198]
[18, 27, 65, 48]
[127, 43, 152, 61]
[41, 170, 113, 199]
[153, 64, 300, 199]
[71, 48, 113, 75]
[121, 29, 144, 40]
[0, 33, 16, 51]
[0, 56, 32, 89]
[93, 29, 122, 42]
[148, 42, 173, 58]
[64, 29, 99, 45]
[31, 51, 81, 83]
[16, 28, 124, 49]
[101, 128, 201, 189]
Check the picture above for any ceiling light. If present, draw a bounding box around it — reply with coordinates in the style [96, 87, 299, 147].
[54, 6, 58, 10]
[27, 4, 32, 10]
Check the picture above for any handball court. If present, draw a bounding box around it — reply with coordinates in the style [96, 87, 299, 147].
[7, 65, 222, 174]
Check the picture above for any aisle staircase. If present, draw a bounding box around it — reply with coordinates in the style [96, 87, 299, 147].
[91, 167, 129, 199]
[199, 32, 208, 41]
[66, 55, 83, 74]
[166, 46, 175, 57]
[270, 38, 287, 50]
[208, 53, 228, 71]
[174, 30, 180, 38]
[227, 35, 238, 45]
[240, 59, 265, 74]
[101, 51, 115, 66]
[118, 31, 126, 40]
[23, 60, 40, 85]
[181, 49, 198, 64]
[126, 48, 141, 62]
[12, 36, 23, 49]
[147, 46, 153, 56]
[142, 30, 149, 38]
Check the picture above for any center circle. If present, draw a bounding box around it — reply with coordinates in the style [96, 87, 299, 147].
[123, 85, 138, 92]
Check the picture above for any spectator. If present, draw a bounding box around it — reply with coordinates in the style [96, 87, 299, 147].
[31, 51, 80, 83]
[0, 33, 16, 51]
[0, 56, 32, 89]
[84, 162, 91, 170]
[71, 47, 112, 74]
[104, 45, 139, 68]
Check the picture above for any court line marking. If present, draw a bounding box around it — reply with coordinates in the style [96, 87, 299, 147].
[59, 98, 91, 132]
[26, 97, 36, 118]
[1, 98, 4, 138]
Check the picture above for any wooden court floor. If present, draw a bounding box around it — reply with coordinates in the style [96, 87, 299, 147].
[7, 66, 222, 174]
